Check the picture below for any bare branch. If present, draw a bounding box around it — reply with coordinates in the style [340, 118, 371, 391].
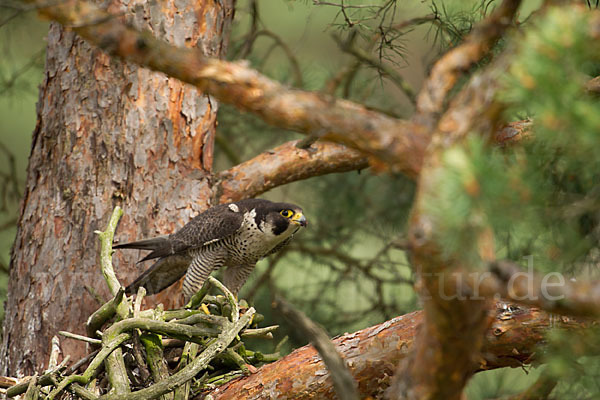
[214, 140, 368, 203]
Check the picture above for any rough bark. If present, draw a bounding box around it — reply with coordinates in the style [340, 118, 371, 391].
[1, 0, 234, 376]
[214, 140, 368, 203]
[201, 305, 589, 400]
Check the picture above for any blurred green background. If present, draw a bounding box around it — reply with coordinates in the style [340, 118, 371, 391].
[5, 0, 596, 398]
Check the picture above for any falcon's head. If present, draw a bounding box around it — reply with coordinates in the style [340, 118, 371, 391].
[258, 202, 306, 237]
[236, 199, 307, 237]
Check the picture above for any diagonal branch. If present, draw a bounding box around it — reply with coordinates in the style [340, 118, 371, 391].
[29, 0, 428, 178]
[273, 297, 359, 400]
[213, 140, 368, 203]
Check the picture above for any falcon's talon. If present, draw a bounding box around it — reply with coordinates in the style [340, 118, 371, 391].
[200, 303, 211, 315]
[114, 199, 307, 301]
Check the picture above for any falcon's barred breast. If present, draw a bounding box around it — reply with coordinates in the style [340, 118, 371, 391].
[114, 198, 307, 300]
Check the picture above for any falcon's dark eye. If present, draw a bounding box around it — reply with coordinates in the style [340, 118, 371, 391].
[280, 209, 293, 218]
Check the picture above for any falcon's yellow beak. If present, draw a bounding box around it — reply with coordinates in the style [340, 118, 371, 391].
[291, 212, 307, 227]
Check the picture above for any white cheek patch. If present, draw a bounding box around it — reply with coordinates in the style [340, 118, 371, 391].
[243, 208, 257, 226]
[228, 203, 240, 213]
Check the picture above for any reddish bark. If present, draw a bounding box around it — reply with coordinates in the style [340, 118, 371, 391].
[201, 306, 588, 400]
[214, 140, 368, 203]
[1, 0, 234, 376]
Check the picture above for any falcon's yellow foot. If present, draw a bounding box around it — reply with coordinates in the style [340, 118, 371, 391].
[201, 303, 211, 315]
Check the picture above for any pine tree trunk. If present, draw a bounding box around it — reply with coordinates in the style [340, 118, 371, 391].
[0, 0, 234, 377]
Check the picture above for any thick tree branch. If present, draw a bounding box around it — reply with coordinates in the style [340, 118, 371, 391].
[415, 0, 522, 122]
[29, 0, 427, 178]
[391, 3, 525, 398]
[462, 260, 600, 318]
[214, 140, 368, 203]
[201, 304, 590, 400]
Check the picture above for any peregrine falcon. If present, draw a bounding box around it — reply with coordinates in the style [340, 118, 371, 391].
[114, 198, 307, 300]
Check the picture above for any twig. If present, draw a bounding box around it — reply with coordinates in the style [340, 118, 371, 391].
[273, 297, 359, 400]
[47, 336, 61, 370]
[201, 370, 244, 388]
[207, 277, 238, 323]
[65, 350, 100, 375]
[58, 331, 102, 345]
[332, 33, 416, 103]
[139, 333, 173, 400]
[134, 286, 146, 317]
[23, 374, 38, 400]
[98, 308, 255, 400]
[45, 333, 130, 399]
[6, 364, 68, 397]
[184, 279, 212, 310]
[252, 30, 303, 87]
[173, 342, 199, 400]
[170, 313, 226, 327]
[240, 325, 278, 339]
[220, 348, 251, 374]
[131, 330, 151, 384]
[95, 206, 125, 298]
[103, 317, 222, 342]
[96, 207, 131, 395]
[131, 286, 149, 384]
[85, 285, 108, 305]
[49, 375, 98, 400]
[86, 288, 124, 338]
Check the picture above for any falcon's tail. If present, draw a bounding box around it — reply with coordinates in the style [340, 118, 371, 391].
[113, 236, 172, 262]
[125, 255, 190, 295]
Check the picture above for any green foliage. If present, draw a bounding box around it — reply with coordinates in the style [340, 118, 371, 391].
[500, 6, 600, 268]
[423, 6, 600, 397]
[427, 6, 600, 271]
